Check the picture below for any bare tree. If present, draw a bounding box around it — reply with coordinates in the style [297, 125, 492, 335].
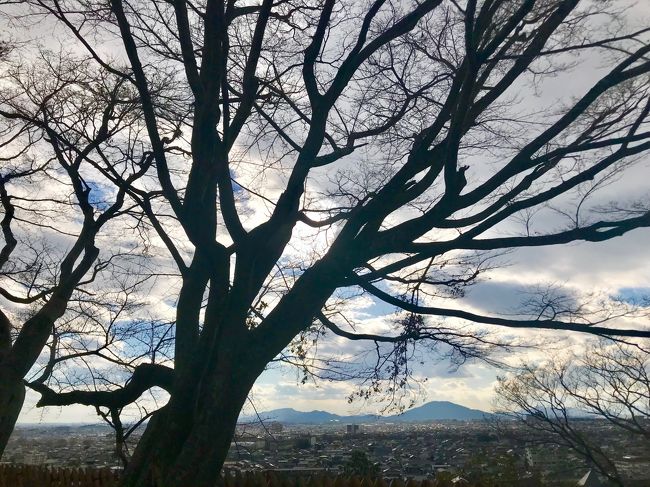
[1, 1, 650, 486]
[495, 340, 650, 486]
[0, 46, 151, 452]
[25, 278, 175, 467]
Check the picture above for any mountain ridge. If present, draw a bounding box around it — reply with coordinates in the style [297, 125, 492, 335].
[239, 400, 492, 424]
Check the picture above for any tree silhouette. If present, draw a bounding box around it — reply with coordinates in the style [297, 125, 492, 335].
[0, 53, 149, 453]
[495, 340, 650, 486]
[344, 450, 380, 477]
[0, 1, 650, 486]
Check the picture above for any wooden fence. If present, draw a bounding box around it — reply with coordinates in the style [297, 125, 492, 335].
[222, 473, 468, 487]
[0, 465, 473, 487]
[0, 464, 120, 487]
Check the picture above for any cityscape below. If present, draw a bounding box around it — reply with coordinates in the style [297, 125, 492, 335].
[4, 401, 649, 486]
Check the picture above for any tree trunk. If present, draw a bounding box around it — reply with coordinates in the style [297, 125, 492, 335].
[0, 370, 25, 458]
[121, 349, 260, 487]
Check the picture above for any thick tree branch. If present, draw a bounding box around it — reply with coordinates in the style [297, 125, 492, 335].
[110, 0, 184, 219]
[352, 277, 650, 339]
[29, 363, 174, 409]
[0, 177, 17, 270]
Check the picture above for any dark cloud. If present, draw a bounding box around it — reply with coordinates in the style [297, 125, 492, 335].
[460, 280, 580, 317]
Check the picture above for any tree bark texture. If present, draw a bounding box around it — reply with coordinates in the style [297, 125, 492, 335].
[121, 343, 264, 487]
[0, 371, 25, 457]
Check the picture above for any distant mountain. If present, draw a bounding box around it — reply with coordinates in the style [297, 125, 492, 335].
[536, 406, 596, 419]
[247, 408, 344, 424]
[565, 408, 598, 418]
[239, 400, 492, 424]
[388, 401, 491, 421]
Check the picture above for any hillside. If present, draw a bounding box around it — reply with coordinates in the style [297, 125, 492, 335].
[240, 400, 491, 424]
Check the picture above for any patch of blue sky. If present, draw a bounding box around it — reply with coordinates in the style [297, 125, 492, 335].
[230, 168, 244, 193]
[613, 287, 650, 306]
[110, 319, 175, 358]
[332, 283, 399, 318]
[85, 180, 111, 211]
[360, 296, 397, 317]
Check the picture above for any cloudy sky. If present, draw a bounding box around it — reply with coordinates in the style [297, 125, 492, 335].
[17, 225, 650, 424]
[7, 0, 650, 424]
